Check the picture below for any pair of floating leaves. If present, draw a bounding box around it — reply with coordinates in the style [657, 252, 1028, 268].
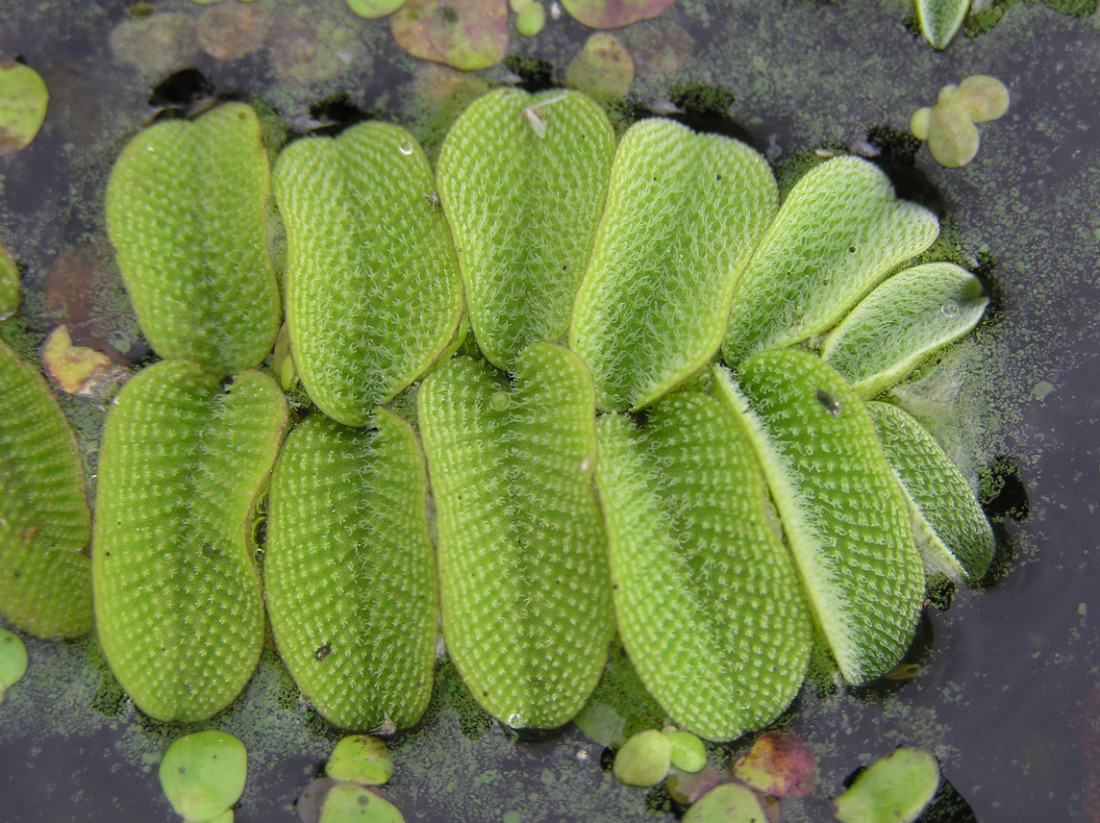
[93, 361, 287, 721]
[106, 103, 281, 378]
[715, 350, 925, 684]
[596, 391, 811, 741]
[437, 89, 615, 370]
[274, 121, 462, 427]
[723, 157, 939, 366]
[265, 410, 437, 731]
[418, 343, 614, 728]
[0, 340, 92, 639]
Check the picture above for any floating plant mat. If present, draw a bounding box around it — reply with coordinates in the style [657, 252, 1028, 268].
[1, 2, 1098, 822]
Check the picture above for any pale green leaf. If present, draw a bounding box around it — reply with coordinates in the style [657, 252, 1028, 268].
[418, 343, 613, 728]
[159, 731, 247, 823]
[916, 0, 970, 49]
[93, 362, 287, 722]
[595, 392, 811, 741]
[274, 122, 462, 426]
[265, 410, 437, 731]
[0, 339, 92, 639]
[713, 351, 924, 684]
[867, 402, 994, 584]
[0, 240, 18, 319]
[832, 746, 940, 823]
[821, 262, 988, 398]
[105, 103, 281, 377]
[437, 89, 615, 369]
[723, 157, 939, 366]
[571, 118, 777, 411]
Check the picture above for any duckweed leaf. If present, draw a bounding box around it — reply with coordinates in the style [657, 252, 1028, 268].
[665, 730, 707, 773]
[613, 729, 672, 787]
[319, 784, 405, 823]
[265, 411, 437, 731]
[159, 731, 247, 823]
[682, 783, 769, 823]
[831, 746, 940, 823]
[0, 339, 92, 639]
[105, 103, 281, 377]
[515, 2, 546, 36]
[571, 119, 777, 411]
[564, 33, 635, 102]
[0, 628, 28, 702]
[916, 0, 969, 49]
[347, 0, 406, 18]
[722, 157, 939, 366]
[93, 362, 287, 722]
[0, 62, 49, 156]
[867, 402, 994, 584]
[274, 123, 462, 426]
[595, 392, 811, 740]
[714, 351, 925, 684]
[0, 241, 18, 319]
[821, 262, 988, 399]
[326, 736, 394, 785]
[418, 343, 614, 728]
[391, 0, 509, 72]
[560, 0, 676, 29]
[926, 95, 980, 168]
[954, 75, 1010, 123]
[437, 89, 615, 369]
[732, 730, 818, 798]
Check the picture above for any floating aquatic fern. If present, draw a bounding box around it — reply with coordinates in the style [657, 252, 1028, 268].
[71, 93, 995, 738]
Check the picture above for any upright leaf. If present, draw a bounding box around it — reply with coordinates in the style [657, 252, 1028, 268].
[0, 340, 92, 639]
[867, 402, 994, 584]
[437, 89, 615, 369]
[714, 351, 924, 684]
[418, 344, 613, 728]
[822, 262, 988, 398]
[105, 103, 281, 377]
[275, 123, 463, 426]
[570, 118, 777, 411]
[596, 393, 812, 741]
[916, 0, 970, 49]
[723, 157, 939, 366]
[93, 362, 287, 721]
[265, 410, 437, 730]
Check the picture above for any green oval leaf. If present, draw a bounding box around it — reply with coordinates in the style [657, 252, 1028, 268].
[159, 731, 247, 823]
[916, 0, 969, 50]
[105, 103, 281, 377]
[560, 0, 675, 29]
[319, 783, 405, 823]
[437, 88, 615, 369]
[831, 746, 940, 823]
[714, 351, 925, 684]
[723, 157, 939, 366]
[326, 735, 394, 785]
[418, 343, 614, 728]
[274, 123, 462, 426]
[0, 62, 49, 157]
[682, 782, 769, 823]
[0, 628, 28, 692]
[613, 729, 672, 787]
[595, 392, 811, 740]
[0, 339, 92, 639]
[867, 402, 994, 584]
[571, 118, 777, 411]
[93, 362, 287, 721]
[0, 240, 19, 319]
[265, 410, 437, 731]
[821, 262, 988, 398]
[390, 0, 509, 71]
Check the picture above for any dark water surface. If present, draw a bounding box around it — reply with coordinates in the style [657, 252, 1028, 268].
[1, 1, 1098, 821]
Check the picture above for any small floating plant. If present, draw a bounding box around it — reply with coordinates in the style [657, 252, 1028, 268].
[2, 86, 996, 817]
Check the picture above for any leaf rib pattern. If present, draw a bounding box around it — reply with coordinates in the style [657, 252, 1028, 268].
[93, 362, 287, 722]
[418, 343, 614, 728]
[438, 89, 616, 369]
[265, 409, 437, 730]
[596, 393, 812, 740]
[0, 340, 92, 638]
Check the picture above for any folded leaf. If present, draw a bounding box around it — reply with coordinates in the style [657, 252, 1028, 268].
[105, 103, 281, 377]
[822, 262, 988, 398]
[714, 351, 924, 683]
[596, 392, 812, 741]
[275, 122, 463, 426]
[265, 410, 437, 730]
[418, 343, 613, 728]
[0, 339, 92, 638]
[723, 157, 939, 365]
[867, 401, 994, 584]
[571, 118, 777, 411]
[93, 362, 287, 721]
[437, 89, 615, 369]
[916, 0, 970, 49]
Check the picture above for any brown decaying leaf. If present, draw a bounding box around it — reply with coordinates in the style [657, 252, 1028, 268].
[732, 730, 819, 798]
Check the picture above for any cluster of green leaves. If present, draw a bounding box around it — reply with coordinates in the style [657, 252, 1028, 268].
[2, 89, 994, 742]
